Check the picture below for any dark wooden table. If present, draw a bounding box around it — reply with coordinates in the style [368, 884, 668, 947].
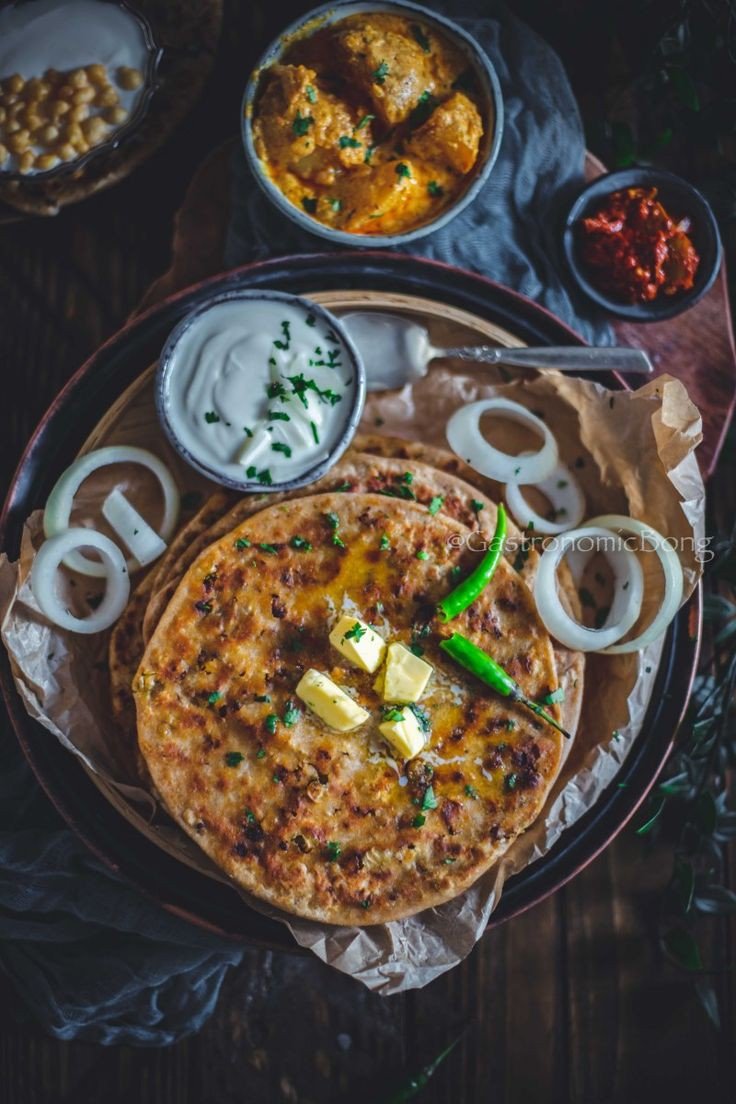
[1, 3, 735, 1101]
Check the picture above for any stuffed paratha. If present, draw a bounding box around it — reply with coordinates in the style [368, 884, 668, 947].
[135, 493, 565, 925]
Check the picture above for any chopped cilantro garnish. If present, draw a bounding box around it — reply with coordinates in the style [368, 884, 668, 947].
[364, 144, 376, 164]
[325, 511, 340, 530]
[409, 89, 437, 127]
[290, 536, 312, 551]
[282, 701, 300, 727]
[395, 161, 411, 178]
[288, 373, 341, 408]
[274, 320, 291, 350]
[412, 813, 426, 828]
[339, 135, 361, 149]
[207, 691, 222, 705]
[302, 196, 317, 214]
[383, 707, 405, 722]
[194, 600, 212, 614]
[409, 624, 430, 658]
[305, 84, 317, 103]
[427, 180, 444, 197]
[256, 747, 267, 759]
[265, 713, 278, 734]
[258, 468, 273, 486]
[379, 534, 390, 551]
[271, 441, 292, 458]
[244, 808, 257, 823]
[305, 313, 316, 327]
[268, 410, 290, 421]
[259, 543, 278, 554]
[234, 537, 251, 549]
[428, 495, 444, 515]
[326, 841, 342, 861]
[243, 426, 253, 437]
[449, 565, 462, 580]
[356, 113, 375, 130]
[343, 622, 366, 642]
[254, 694, 271, 703]
[310, 421, 320, 445]
[402, 471, 414, 485]
[505, 772, 519, 792]
[421, 785, 438, 811]
[373, 60, 389, 84]
[292, 110, 313, 136]
[204, 410, 220, 424]
[267, 381, 288, 401]
[245, 466, 258, 479]
[328, 197, 342, 212]
[225, 751, 244, 767]
[470, 499, 484, 514]
[416, 549, 430, 561]
[464, 784, 479, 799]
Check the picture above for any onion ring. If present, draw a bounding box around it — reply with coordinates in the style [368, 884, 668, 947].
[30, 529, 130, 634]
[534, 527, 644, 651]
[44, 446, 179, 578]
[585, 514, 684, 653]
[446, 398, 558, 484]
[505, 458, 585, 535]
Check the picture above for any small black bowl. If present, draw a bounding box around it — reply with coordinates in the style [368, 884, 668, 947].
[562, 168, 722, 322]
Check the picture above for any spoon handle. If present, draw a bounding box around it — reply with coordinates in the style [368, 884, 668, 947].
[438, 345, 654, 375]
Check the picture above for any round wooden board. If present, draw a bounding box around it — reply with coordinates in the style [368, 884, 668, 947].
[75, 290, 529, 882]
[0, 253, 701, 948]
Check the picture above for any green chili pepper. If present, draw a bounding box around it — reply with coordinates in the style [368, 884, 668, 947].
[440, 632, 571, 739]
[437, 504, 507, 622]
[382, 1033, 463, 1102]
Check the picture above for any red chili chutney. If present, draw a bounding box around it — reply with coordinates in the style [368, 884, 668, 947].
[578, 187, 700, 303]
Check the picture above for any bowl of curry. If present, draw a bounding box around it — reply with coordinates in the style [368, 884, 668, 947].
[242, 0, 503, 246]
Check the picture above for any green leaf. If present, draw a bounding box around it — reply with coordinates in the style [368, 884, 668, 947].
[672, 857, 695, 914]
[693, 885, 736, 915]
[668, 67, 700, 111]
[611, 120, 636, 168]
[635, 795, 666, 836]
[662, 926, 703, 971]
[695, 979, 720, 1030]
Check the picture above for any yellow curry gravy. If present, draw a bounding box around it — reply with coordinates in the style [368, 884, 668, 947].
[251, 12, 488, 235]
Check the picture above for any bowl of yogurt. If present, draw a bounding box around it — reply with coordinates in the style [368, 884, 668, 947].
[156, 290, 366, 493]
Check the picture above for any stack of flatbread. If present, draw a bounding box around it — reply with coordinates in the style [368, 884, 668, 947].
[110, 435, 583, 925]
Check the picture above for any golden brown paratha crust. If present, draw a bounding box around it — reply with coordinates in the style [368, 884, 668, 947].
[140, 449, 539, 644]
[135, 493, 565, 926]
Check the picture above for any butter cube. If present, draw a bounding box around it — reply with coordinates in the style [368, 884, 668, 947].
[382, 643, 432, 703]
[329, 614, 386, 674]
[296, 669, 369, 732]
[379, 708, 426, 760]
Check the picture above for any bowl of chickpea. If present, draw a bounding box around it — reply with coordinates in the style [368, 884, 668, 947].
[0, 0, 161, 179]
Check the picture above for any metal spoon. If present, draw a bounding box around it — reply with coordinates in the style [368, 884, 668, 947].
[340, 311, 653, 392]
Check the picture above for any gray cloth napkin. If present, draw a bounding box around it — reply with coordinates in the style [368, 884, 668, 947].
[225, 0, 613, 345]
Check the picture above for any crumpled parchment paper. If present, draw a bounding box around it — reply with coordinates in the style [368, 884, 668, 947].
[0, 367, 705, 993]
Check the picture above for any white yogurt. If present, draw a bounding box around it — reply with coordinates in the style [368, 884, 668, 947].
[0, 0, 153, 175]
[161, 297, 360, 488]
[340, 311, 435, 391]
